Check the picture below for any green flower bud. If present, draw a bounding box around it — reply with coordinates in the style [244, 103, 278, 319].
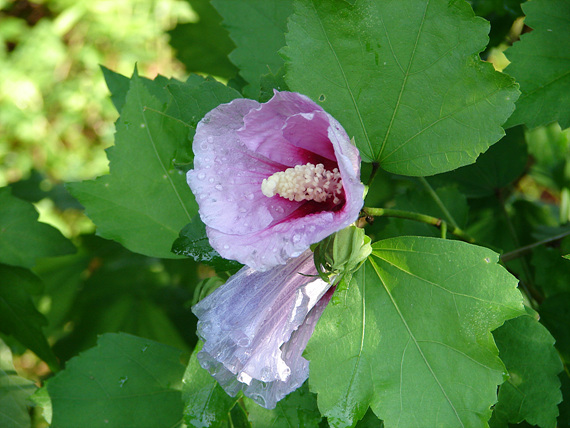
[313, 226, 372, 292]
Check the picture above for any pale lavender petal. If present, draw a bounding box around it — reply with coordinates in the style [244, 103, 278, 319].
[187, 98, 283, 235]
[238, 92, 336, 167]
[192, 250, 332, 409]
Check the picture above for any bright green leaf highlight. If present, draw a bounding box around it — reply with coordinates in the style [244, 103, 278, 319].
[244, 383, 322, 428]
[0, 187, 75, 269]
[212, 0, 293, 99]
[47, 333, 185, 428]
[504, 0, 570, 130]
[0, 339, 37, 428]
[307, 237, 524, 427]
[182, 341, 236, 428]
[68, 70, 198, 259]
[284, 0, 519, 175]
[490, 311, 563, 428]
[0, 264, 59, 371]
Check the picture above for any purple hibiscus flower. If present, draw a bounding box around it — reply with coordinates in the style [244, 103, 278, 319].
[187, 91, 364, 271]
[192, 250, 333, 409]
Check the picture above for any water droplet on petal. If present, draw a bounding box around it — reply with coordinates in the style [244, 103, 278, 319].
[208, 177, 215, 183]
[246, 193, 255, 200]
[215, 184, 223, 191]
[197, 173, 206, 180]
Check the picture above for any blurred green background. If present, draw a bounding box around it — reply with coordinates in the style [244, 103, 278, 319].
[0, 0, 192, 188]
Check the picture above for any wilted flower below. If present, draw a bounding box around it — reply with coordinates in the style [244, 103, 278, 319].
[192, 250, 333, 409]
[188, 91, 364, 271]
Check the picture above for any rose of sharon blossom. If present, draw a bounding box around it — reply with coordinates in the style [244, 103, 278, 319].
[192, 250, 333, 409]
[187, 91, 364, 271]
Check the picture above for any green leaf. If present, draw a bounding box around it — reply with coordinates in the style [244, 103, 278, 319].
[539, 293, 570, 363]
[354, 409, 383, 427]
[283, 0, 519, 175]
[101, 65, 130, 114]
[471, 0, 524, 49]
[559, 371, 570, 426]
[211, 0, 293, 98]
[67, 70, 197, 259]
[490, 310, 563, 428]
[0, 339, 37, 428]
[306, 237, 524, 427]
[168, 0, 238, 79]
[0, 187, 75, 269]
[431, 126, 528, 197]
[182, 341, 236, 428]
[47, 333, 185, 428]
[259, 67, 289, 103]
[172, 218, 241, 271]
[167, 77, 242, 136]
[532, 247, 570, 297]
[244, 383, 322, 428]
[0, 264, 59, 371]
[504, 0, 570, 129]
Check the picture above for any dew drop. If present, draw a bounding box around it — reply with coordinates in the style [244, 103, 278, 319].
[246, 193, 255, 200]
[484, 257, 491, 263]
[224, 244, 230, 249]
[197, 172, 206, 180]
[215, 184, 223, 191]
[207, 136, 214, 143]
[140, 123, 146, 128]
[208, 177, 214, 183]
[274, 206, 284, 214]
[292, 234, 301, 243]
[318, 94, 326, 102]
[118, 376, 128, 387]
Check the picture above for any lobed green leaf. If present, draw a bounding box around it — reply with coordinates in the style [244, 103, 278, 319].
[212, 0, 293, 99]
[182, 341, 236, 428]
[504, 0, 570, 130]
[0, 187, 75, 269]
[68, 70, 230, 259]
[284, 0, 519, 175]
[307, 237, 524, 427]
[490, 310, 563, 428]
[244, 383, 322, 428]
[0, 264, 59, 371]
[47, 333, 185, 428]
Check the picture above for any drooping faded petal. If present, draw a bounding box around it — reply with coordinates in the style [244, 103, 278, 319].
[192, 250, 332, 409]
[188, 91, 365, 271]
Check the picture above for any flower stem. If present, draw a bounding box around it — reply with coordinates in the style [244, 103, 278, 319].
[363, 207, 476, 243]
